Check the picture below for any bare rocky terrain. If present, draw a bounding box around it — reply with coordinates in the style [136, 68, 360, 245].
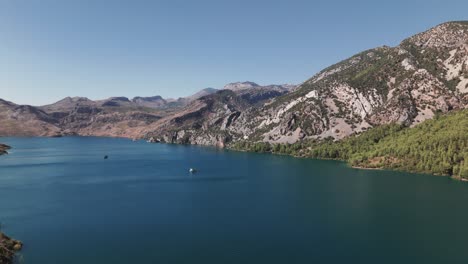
[0, 143, 10, 155]
[0, 232, 22, 264]
[0, 22, 466, 147]
[144, 22, 468, 146]
[0, 83, 294, 140]
[229, 22, 468, 144]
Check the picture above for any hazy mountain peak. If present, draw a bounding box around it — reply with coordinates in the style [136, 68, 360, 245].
[132, 96, 167, 108]
[224, 82, 260, 91]
[190, 88, 219, 99]
[39, 96, 95, 112]
[107, 97, 130, 102]
[132, 95, 164, 101]
[201, 87, 218, 93]
[0, 98, 16, 107]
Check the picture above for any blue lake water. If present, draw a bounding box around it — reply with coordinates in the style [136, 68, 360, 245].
[1, 137, 468, 263]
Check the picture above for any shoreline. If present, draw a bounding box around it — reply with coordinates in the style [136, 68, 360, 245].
[0, 232, 22, 264]
[1, 136, 463, 180]
[351, 165, 384, 171]
[0, 143, 11, 155]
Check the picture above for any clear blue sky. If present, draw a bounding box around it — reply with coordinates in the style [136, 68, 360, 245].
[0, 0, 467, 105]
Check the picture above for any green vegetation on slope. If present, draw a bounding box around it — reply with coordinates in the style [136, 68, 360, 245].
[231, 109, 468, 179]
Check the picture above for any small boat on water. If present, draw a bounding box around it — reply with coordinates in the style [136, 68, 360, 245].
[104, 155, 109, 160]
[189, 168, 197, 173]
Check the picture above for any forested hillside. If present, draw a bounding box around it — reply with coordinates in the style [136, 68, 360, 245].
[231, 109, 468, 179]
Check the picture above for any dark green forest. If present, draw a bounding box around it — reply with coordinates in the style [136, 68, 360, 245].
[231, 109, 468, 179]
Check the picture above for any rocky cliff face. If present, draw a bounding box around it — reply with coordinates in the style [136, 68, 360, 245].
[225, 82, 297, 106]
[224, 22, 468, 143]
[0, 143, 11, 155]
[0, 232, 23, 264]
[0, 22, 466, 146]
[143, 22, 467, 145]
[143, 90, 250, 147]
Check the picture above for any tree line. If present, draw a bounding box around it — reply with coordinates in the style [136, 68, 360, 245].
[230, 109, 468, 179]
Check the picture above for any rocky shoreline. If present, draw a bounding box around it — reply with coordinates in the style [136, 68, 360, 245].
[0, 144, 11, 155]
[0, 232, 22, 264]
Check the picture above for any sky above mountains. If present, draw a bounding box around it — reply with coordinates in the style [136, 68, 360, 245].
[0, 0, 467, 105]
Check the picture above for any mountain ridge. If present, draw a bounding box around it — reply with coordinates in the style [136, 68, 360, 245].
[0, 82, 295, 138]
[0, 21, 466, 148]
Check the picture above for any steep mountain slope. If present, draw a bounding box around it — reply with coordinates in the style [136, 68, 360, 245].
[166, 88, 219, 108]
[0, 22, 465, 151]
[143, 90, 250, 147]
[224, 82, 296, 105]
[0, 99, 61, 136]
[231, 109, 468, 178]
[138, 82, 297, 145]
[345, 109, 468, 178]
[184, 88, 219, 101]
[227, 21, 468, 143]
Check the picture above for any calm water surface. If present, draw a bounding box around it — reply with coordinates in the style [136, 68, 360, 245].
[1, 137, 468, 263]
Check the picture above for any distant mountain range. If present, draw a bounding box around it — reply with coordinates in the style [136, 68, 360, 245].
[0, 21, 467, 147]
[0, 82, 296, 138]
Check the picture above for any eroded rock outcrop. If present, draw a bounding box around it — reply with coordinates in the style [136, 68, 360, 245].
[229, 21, 468, 143]
[0, 232, 22, 264]
[0, 144, 11, 155]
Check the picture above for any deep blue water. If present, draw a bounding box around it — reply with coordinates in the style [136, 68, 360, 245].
[1, 137, 468, 263]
